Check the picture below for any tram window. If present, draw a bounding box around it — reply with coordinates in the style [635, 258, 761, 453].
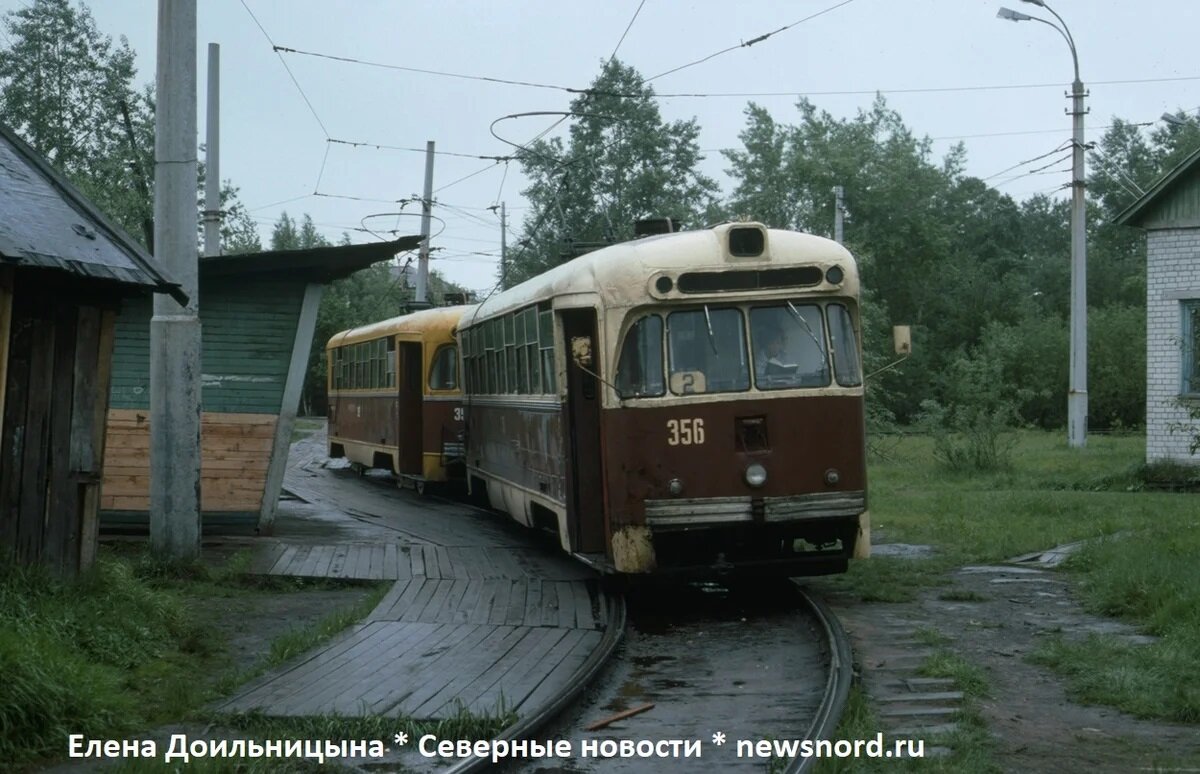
[828, 304, 862, 387]
[541, 348, 556, 394]
[429, 345, 458, 391]
[386, 338, 396, 388]
[528, 342, 542, 393]
[615, 315, 665, 398]
[750, 304, 831, 390]
[667, 307, 749, 395]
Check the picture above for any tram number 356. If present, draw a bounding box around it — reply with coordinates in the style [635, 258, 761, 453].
[666, 418, 705, 446]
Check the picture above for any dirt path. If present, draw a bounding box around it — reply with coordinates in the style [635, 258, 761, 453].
[824, 556, 1200, 772]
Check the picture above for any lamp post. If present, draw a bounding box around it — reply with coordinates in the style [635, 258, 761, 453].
[999, 0, 1088, 448]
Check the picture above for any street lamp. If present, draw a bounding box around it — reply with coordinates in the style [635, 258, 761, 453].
[998, 0, 1088, 448]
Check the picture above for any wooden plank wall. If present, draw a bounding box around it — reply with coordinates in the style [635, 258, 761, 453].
[0, 267, 12, 423]
[0, 274, 116, 576]
[102, 409, 276, 513]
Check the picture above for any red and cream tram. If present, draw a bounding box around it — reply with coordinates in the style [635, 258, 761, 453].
[459, 222, 869, 576]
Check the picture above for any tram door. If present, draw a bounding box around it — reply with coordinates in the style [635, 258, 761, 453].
[561, 309, 606, 554]
[397, 342, 423, 475]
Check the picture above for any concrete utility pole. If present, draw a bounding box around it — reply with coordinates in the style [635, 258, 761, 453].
[150, 0, 202, 560]
[998, 0, 1088, 448]
[202, 43, 221, 258]
[832, 185, 845, 244]
[415, 140, 435, 304]
[500, 201, 507, 288]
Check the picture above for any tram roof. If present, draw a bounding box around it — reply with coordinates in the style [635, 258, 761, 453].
[471, 223, 856, 322]
[327, 304, 475, 350]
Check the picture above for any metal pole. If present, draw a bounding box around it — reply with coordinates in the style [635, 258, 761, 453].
[202, 42, 220, 258]
[416, 140, 435, 304]
[500, 201, 507, 288]
[832, 185, 845, 244]
[1068, 75, 1088, 447]
[150, 0, 201, 560]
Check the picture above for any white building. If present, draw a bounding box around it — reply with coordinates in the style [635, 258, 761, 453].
[1117, 146, 1200, 465]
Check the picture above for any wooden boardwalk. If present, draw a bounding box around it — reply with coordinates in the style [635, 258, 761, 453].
[219, 578, 607, 719]
[247, 541, 594, 582]
[219, 430, 614, 721]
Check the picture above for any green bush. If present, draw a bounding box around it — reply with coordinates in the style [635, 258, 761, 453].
[920, 400, 1017, 472]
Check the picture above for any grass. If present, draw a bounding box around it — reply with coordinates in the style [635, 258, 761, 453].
[1028, 520, 1200, 722]
[0, 547, 385, 767]
[820, 431, 1194, 602]
[831, 429, 1200, 725]
[291, 417, 326, 442]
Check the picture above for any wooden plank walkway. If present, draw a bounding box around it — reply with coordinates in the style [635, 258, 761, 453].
[247, 542, 594, 582]
[221, 621, 604, 718]
[218, 428, 613, 721]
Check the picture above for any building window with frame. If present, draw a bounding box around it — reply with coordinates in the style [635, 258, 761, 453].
[1184, 299, 1200, 396]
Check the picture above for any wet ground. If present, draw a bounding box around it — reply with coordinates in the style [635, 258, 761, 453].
[526, 580, 827, 772]
[826, 540, 1200, 773]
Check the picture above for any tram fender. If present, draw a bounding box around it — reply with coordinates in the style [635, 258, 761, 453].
[854, 510, 871, 559]
[612, 525, 657, 573]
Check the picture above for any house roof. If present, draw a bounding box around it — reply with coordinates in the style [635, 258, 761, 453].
[0, 120, 185, 304]
[1115, 143, 1200, 227]
[201, 236, 423, 282]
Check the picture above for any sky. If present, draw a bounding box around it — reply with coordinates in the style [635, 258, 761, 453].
[2, 0, 1198, 296]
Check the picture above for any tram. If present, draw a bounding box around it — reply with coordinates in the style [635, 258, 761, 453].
[326, 305, 472, 493]
[459, 221, 871, 576]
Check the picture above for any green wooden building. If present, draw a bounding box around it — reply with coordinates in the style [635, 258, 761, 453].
[101, 237, 420, 533]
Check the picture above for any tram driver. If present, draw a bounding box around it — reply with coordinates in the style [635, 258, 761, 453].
[756, 325, 799, 382]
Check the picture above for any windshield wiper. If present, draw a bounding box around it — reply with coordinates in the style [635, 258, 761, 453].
[787, 301, 826, 355]
[703, 304, 719, 355]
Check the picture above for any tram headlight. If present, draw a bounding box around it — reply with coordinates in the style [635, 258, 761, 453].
[745, 463, 767, 488]
[825, 265, 845, 285]
[668, 478, 684, 496]
[825, 468, 840, 486]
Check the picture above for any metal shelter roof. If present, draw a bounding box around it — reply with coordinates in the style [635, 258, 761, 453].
[0, 120, 185, 303]
[202, 236, 423, 282]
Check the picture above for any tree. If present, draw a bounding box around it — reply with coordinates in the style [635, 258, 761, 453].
[508, 59, 719, 285]
[1, 0, 260, 255]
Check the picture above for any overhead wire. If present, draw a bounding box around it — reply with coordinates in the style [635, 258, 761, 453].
[645, 0, 858, 83]
[239, 0, 330, 139]
[982, 140, 1073, 181]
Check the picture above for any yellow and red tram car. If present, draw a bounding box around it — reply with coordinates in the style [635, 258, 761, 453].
[326, 305, 473, 492]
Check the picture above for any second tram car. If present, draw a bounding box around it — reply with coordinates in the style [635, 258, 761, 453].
[326, 305, 472, 493]
[459, 222, 869, 576]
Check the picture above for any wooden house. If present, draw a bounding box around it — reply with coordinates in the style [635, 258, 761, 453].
[1116, 146, 1200, 466]
[0, 121, 181, 576]
[101, 237, 421, 534]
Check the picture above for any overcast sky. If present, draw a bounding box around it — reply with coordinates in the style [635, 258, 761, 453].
[2, 0, 1198, 294]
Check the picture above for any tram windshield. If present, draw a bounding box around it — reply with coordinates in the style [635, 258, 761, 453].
[667, 307, 750, 395]
[749, 304, 830, 389]
[613, 302, 860, 399]
[615, 315, 665, 398]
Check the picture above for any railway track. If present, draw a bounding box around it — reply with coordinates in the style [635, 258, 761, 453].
[287, 438, 851, 773]
[475, 579, 853, 773]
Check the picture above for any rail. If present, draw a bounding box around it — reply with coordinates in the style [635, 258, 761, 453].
[787, 584, 855, 773]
